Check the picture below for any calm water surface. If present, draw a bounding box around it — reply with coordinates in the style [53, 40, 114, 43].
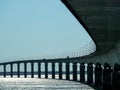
[0, 78, 94, 90]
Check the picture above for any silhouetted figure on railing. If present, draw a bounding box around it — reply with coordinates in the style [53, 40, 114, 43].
[112, 63, 120, 90]
[80, 62, 85, 82]
[95, 63, 102, 86]
[103, 63, 113, 90]
[87, 62, 93, 84]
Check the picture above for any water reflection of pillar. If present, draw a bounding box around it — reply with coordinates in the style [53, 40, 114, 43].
[24, 63, 27, 78]
[45, 62, 48, 78]
[38, 62, 41, 78]
[66, 62, 70, 80]
[10, 64, 13, 77]
[31, 62, 34, 78]
[80, 62, 85, 82]
[17, 63, 20, 78]
[73, 62, 77, 81]
[3, 64, 6, 77]
[52, 63, 55, 79]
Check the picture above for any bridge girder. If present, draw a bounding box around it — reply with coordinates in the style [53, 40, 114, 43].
[61, 0, 120, 55]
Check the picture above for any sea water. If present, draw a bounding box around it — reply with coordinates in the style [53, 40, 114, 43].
[0, 75, 94, 90]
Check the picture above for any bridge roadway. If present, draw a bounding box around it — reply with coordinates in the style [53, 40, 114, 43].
[0, 56, 94, 65]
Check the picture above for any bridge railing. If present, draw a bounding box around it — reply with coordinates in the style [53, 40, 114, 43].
[0, 58, 120, 90]
[11, 40, 96, 60]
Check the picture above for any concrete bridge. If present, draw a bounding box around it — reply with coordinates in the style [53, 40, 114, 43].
[0, 0, 120, 90]
[0, 57, 120, 90]
[61, 0, 120, 66]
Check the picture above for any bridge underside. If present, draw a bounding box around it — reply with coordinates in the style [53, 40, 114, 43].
[61, 0, 120, 55]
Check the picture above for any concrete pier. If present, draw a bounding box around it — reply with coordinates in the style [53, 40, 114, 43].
[45, 62, 48, 79]
[87, 63, 93, 84]
[38, 62, 41, 78]
[59, 62, 62, 79]
[80, 62, 85, 82]
[66, 63, 70, 80]
[73, 62, 77, 81]
[24, 63, 27, 78]
[10, 64, 13, 77]
[95, 63, 102, 86]
[52, 63, 55, 79]
[3, 65, 6, 77]
[31, 63, 34, 78]
[17, 63, 20, 77]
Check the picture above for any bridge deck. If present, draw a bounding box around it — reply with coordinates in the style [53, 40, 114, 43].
[61, 0, 120, 55]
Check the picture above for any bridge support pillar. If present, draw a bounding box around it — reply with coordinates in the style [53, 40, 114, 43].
[31, 62, 34, 78]
[66, 62, 70, 80]
[59, 62, 62, 79]
[73, 62, 77, 81]
[103, 63, 112, 90]
[80, 62, 85, 82]
[10, 64, 13, 77]
[38, 62, 41, 78]
[95, 63, 102, 86]
[112, 63, 120, 90]
[87, 63, 93, 84]
[24, 63, 27, 78]
[45, 62, 48, 78]
[3, 65, 6, 77]
[17, 63, 20, 78]
[52, 63, 55, 79]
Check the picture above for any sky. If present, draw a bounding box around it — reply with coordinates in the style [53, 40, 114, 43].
[0, 0, 95, 62]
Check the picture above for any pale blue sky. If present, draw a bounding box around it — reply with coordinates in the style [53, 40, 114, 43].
[0, 0, 94, 62]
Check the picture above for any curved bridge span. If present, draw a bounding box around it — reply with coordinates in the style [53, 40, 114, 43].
[0, 57, 120, 90]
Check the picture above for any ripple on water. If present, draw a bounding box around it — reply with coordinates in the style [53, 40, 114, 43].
[0, 78, 94, 90]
